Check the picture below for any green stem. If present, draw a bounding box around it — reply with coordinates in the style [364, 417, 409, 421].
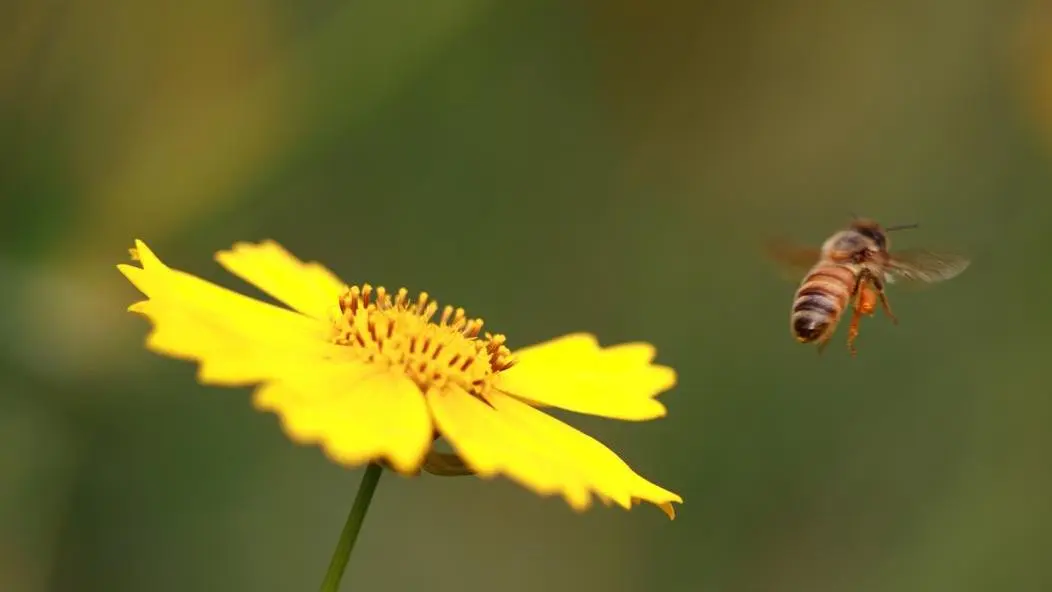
[319, 463, 384, 592]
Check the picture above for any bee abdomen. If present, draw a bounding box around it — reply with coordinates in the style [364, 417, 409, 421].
[792, 312, 830, 343]
[791, 294, 840, 343]
[790, 265, 855, 343]
[793, 292, 839, 316]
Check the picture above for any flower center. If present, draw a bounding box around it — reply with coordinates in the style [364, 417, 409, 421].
[331, 285, 515, 397]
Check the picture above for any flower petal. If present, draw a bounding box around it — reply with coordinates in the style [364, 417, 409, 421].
[428, 386, 681, 518]
[257, 368, 433, 474]
[118, 240, 338, 386]
[213, 240, 348, 322]
[498, 333, 676, 420]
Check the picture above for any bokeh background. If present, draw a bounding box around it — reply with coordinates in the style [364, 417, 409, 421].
[2, 1, 1051, 590]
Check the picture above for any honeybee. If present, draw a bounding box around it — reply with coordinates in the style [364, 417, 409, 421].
[767, 218, 970, 355]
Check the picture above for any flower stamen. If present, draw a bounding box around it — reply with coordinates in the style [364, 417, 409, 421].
[333, 285, 514, 396]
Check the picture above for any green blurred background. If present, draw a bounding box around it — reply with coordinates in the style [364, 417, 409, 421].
[2, 1, 1051, 590]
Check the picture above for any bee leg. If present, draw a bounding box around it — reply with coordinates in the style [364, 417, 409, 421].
[816, 337, 831, 355]
[846, 292, 865, 357]
[878, 290, 899, 325]
[844, 272, 870, 356]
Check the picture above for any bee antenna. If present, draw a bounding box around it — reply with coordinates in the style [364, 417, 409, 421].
[885, 223, 919, 232]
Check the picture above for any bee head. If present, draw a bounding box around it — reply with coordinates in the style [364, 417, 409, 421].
[848, 217, 918, 251]
[849, 218, 888, 250]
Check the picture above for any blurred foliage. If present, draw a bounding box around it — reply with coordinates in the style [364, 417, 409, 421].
[1, 0, 1051, 591]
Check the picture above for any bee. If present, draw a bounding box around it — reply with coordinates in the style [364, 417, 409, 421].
[767, 218, 971, 355]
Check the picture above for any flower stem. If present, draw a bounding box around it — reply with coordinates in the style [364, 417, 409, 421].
[319, 462, 384, 592]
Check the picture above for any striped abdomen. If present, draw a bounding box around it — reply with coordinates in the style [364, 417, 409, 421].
[791, 263, 858, 343]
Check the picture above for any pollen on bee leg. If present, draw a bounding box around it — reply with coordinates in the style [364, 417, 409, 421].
[856, 284, 879, 317]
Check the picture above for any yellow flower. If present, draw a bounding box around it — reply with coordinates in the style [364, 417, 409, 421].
[118, 239, 682, 518]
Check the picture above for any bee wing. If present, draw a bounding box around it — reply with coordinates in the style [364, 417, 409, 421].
[885, 249, 970, 285]
[763, 238, 822, 281]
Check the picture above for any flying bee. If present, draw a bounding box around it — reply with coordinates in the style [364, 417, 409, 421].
[766, 218, 971, 356]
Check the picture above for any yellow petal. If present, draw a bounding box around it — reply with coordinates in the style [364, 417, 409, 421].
[486, 391, 681, 517]
[214, 240, 347, 322]
[257, 367, 433, 475]
[428, 386, 681, 518]
[497, 333, 676, 421]
[118, 240, 337, 385]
